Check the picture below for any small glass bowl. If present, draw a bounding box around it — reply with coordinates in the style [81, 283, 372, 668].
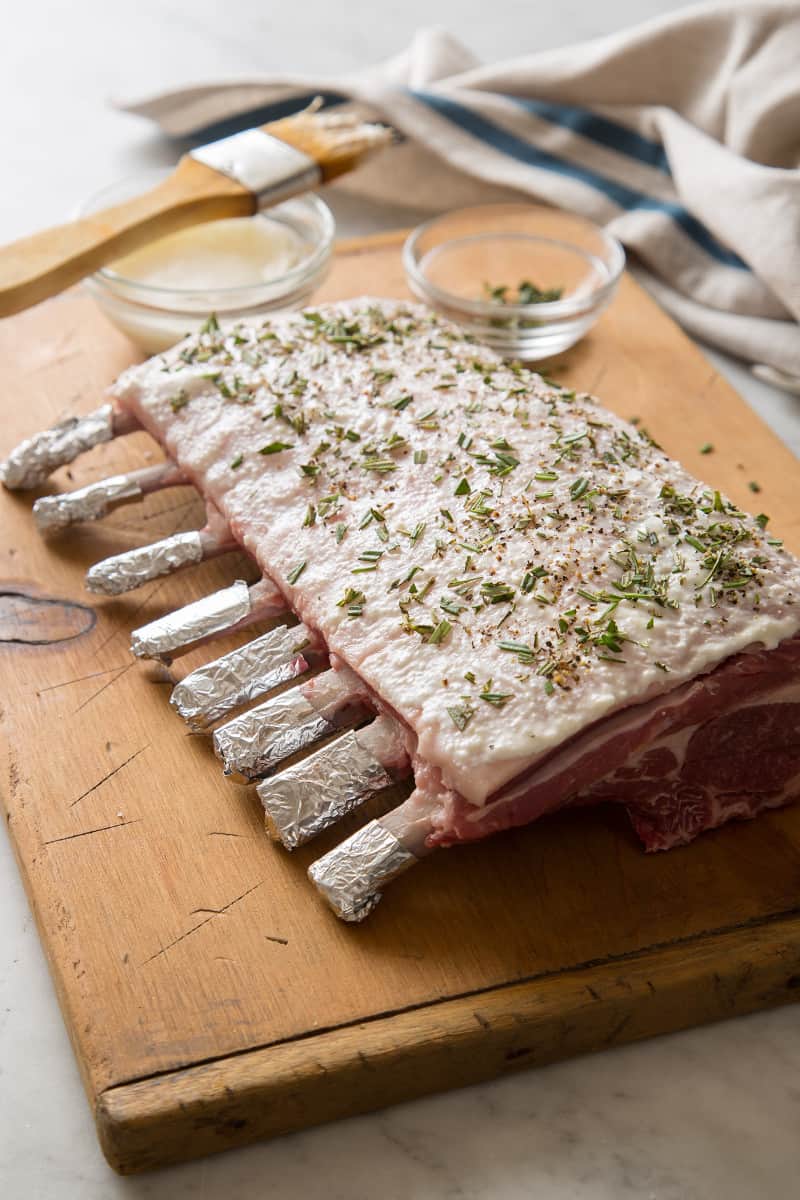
[403, 204, 625, 360]
[77, 171, 335, 354]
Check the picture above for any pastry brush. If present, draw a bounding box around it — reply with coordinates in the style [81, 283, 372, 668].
[0, 100, 391, 318]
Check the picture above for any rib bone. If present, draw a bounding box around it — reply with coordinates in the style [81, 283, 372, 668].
[259, 715, 408, 848]
[130, 578, 284, 662]
[86, 503, 237, 596]
[33, 462, 187, 532]
[0, 403, 137, 490]
[170, 623, 318, 731]
[213, 666, 370, 782]
[87, 531, 207, 595]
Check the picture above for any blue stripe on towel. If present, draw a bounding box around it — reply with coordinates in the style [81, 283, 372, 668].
[177, 91, 348, 144]
[411, 90, 746, 270]
[511, 96, 670, 173]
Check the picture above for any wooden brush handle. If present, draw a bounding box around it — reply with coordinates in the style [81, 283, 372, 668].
[0, 157, 254, 318]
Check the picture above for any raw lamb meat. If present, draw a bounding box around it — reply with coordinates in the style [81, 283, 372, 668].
[5, 298, 800, 918]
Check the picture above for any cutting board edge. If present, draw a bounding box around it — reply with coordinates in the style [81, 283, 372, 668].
[96, 908, 800, 1174]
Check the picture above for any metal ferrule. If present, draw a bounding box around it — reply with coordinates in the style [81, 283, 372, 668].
[130, 579, 253, 661]
[170, 623, 315, 731]
[307, 820, 418, 922]
[1, 404, 115, 490]
[258, 726, 394, 849]
[190, 128, 321, 208]
[213, 688, 333, 783]
[86, 531, 206, 596]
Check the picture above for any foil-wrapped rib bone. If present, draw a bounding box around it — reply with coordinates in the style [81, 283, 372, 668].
[86, 500, 236, 596]
[308, 820, 419, 922]
[170, 623, 319, 731]
[130, 578, 285, 662]
[212, 666, 370, 782]
[86, 530, 208, 596]
[33, 462, 186, 533]
[0, 403, 137, 490]
[258, 719, 400, 849]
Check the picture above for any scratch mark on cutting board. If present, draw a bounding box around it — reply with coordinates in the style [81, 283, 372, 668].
[38, 664, 129, 694]
[89, 576, 171, 661]
[141, 497, 200, 524]
[69, 744, 150, 808]
[44, 818, 142, 846]
[73, 661, 134, 714]
[206, 830, 245, 839]
[141, 880, 264, 966]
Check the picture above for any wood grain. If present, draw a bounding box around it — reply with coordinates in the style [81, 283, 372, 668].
[1, 221, 799, 1174]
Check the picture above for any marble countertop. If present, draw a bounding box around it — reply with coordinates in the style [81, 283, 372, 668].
[1, 1, 798, 1195]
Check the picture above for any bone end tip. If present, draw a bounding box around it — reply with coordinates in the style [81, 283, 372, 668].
[129, 635, 171, 665]
[308, 820, 417, 922]
[85, 567, 119, 597]
[308, 858, 382, 923]
[32, 498, 67, 534]
[263, 809, 297, 849]
[168, 690, 208, 732]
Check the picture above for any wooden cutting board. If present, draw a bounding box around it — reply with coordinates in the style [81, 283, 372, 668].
[2, 219, 799, 1175]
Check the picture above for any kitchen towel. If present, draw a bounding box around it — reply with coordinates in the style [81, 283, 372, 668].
[119, 2, 800, 379]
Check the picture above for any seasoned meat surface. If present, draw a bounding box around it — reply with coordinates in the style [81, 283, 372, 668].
[113, 299, 800, 808]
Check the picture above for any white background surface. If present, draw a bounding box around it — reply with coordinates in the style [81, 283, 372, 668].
[2, 2, 799, 1195]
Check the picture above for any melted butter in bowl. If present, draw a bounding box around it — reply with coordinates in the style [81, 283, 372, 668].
[111, 216, 307, 291]
[78, 173, 335, 354]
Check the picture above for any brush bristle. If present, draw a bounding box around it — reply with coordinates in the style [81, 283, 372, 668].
[265, 99, 393, 182]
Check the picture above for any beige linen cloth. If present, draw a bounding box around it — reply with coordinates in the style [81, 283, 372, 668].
[120, 2, 800, 382]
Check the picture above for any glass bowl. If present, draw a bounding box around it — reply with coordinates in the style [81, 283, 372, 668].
[77, 171, 335, 354]
[403, 204, 625, 360]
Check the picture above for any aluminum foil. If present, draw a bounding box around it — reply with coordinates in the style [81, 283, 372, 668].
[0, 404, 115, 490]
[33, 472, 145, 532]
[170, 623, 314, 730]
[258, 728, 393, 849]
[307, 820, 418, 922]
[86, 531, 205, 596]
[212, 688, 332, 782]
[130, 579, 253, 661]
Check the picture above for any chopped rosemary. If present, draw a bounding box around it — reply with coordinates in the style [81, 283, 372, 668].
[169, 390, 189, 412]
[286, 561, 306, 585]
[230, 454, 244, 470]
[427, 619, 453, 645]
[259, 441, 294, 455]
[337, 587, 366, 618]
[498, 640, 535, 664]
[361, 458, 397, 472]
[481, 580, 515, 604]
[521, 567, 548, 593]
[447, 704, 475, 731]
